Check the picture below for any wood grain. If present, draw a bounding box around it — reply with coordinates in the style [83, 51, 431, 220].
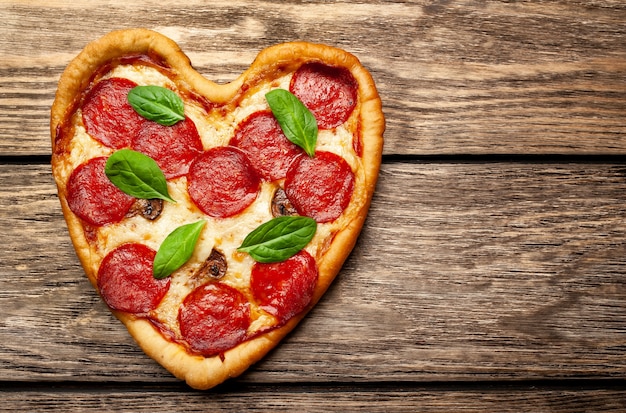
[1, 0, 625, 410]
[1, 163, 625, 383]
[1, 0, 625, 156]
[1, 383, 625, 413]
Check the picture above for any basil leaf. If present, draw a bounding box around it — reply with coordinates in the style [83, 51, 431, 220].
[128, 85, 185, 126]
[105, 149, 175, 203]
[238, 216, 317, 263]
[153, 220, 206, 279]
[266, 89, 318, 157]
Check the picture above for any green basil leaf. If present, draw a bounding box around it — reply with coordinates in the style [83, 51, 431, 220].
[105, 149, 175, 203]
[128, 85, 185, 126]
[265, 89, 318, 157]
[153, 220, 206, 279]
[238, 216, 317, 263]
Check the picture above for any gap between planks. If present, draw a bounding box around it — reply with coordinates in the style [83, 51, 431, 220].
[1, 378, 626, 393]
[3, 154, 626, 167]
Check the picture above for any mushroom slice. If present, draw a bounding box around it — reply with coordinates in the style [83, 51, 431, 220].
[271, 187, 298, 217]
[126, 198, 164, 221]
[196, 248, 227, 280]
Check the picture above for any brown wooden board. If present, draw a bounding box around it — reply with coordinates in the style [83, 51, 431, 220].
[1, 163, 624, 384]
[0, 383, 625, 413]
[2, 0, 625, 410]
[1, 1, 625, 156]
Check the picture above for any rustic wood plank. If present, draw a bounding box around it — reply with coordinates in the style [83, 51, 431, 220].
[1, 162, 625, 383]
[3, 0, 625, 409]
[1, 383, 625, 413]
[1, 0, 625, 156]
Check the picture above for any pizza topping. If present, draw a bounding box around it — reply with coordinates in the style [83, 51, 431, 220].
[187, 146, 260, 218]
[271, 187, 298, 217]
[238, 216, 317, 263]
[153, 220, 206, 279]
[289, 62, 358, 129]
[195, 248, 228, 281]
[131, 116, 203, 179]
[230, 111, 302, 181]
[82, 77, 146, 149]
[67, 156, 136, 226]
[105, 149, 175, 202]
[265, 89, 318, 157]
[97, 243, 170, 314]
[284, 151, 355, 223]
[250, 250, 318, 325]
[126, 198, 164, 221]
[178, 282, 251, 356]
[127, 85, 185, 126]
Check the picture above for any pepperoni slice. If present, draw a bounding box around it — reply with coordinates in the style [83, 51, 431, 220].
[250, 250, 318, 325]
[289, 62, 358, 129]
[132, 116, 203, 179]
[187, 146, 260, 218]
[97, 243, 170, 314]
[230, 111, 302, 181]
[284, 151, 355, 223]
[82, 77, 146, 149]
[66, 156, 135, 226]
[178, 282, 251, 356]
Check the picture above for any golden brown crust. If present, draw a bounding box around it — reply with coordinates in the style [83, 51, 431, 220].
[51, 28, 384, 390]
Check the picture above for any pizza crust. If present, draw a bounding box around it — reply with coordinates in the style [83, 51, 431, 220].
[51, 28, 384, 390]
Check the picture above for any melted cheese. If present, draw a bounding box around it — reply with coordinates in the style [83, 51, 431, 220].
[64, 62, 364, 344]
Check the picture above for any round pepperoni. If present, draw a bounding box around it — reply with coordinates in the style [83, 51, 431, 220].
[230, 111, 302, 181]
[82, 77, 146, 149]
[132, 116, 203, 179]
[178, 282, 251, 356]
[289, 62, 358, 129]
[97, 243, 170, 314]
[187, 146, 260, 218]
[66, 156, 135, 226]
[284, 151, 355, 223]
[251, 250, 318, 325]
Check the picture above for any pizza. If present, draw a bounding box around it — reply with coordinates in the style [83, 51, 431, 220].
[50, 29, 384, 389]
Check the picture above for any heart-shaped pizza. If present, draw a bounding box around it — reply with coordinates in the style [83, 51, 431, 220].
[50, 29, 384, 389]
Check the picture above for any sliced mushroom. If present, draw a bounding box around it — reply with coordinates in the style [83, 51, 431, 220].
[271, 187, 298, 217]
[195, 248, 228, 281]
[126, 198, 164, 221]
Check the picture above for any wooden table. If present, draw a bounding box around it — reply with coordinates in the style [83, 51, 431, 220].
[1, 1, 625, 411]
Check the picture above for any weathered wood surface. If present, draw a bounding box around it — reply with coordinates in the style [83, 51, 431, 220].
[1, 163, 626, 404]
[1, 0, 626, 156]
[1, 0, 625, 411]
[1, 383, 625, 413]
